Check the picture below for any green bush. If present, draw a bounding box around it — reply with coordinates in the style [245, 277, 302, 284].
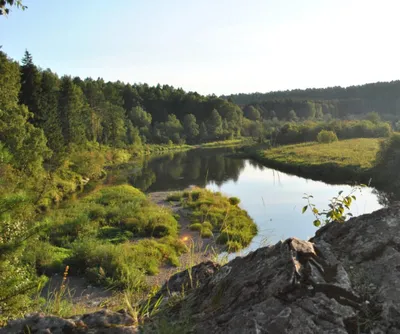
[201, 228, 213, 238]
[181, 188, 257, 251]
[227, 241, 242, 252]
[202, 221, 213, 230]
[375, 133, 400, 190]
[229, 197, 240, 205]
[189, 223, 203, 231]
[191, 191, 201, 201]
[317, 130, 338, 143]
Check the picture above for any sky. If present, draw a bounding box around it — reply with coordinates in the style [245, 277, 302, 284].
[1, 0, 399, 95]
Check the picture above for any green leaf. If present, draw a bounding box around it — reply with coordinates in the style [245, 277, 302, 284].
[302, 205, 308, 214]
[338, 190, 343, 195]
[352, 195, 356, 200]
[312, 208, 319, 214]
[313, 219, 321, 227]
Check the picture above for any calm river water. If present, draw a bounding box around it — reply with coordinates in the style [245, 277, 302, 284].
[127, 148, 384, 251]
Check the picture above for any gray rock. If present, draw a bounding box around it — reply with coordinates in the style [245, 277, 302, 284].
[0, 309, 138, 334]
[145, 205, 400, 333]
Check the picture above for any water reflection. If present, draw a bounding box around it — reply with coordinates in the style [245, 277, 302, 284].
[124, 148, 385, 249]
[128, 148, 245, 192]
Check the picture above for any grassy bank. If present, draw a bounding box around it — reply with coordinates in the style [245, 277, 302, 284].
[167, 188, 257, 252]
[197, 138, 254, 149]
[29, 185, 187, 291]
[246, 138, 382, 184]
[142, 138, 254, 155]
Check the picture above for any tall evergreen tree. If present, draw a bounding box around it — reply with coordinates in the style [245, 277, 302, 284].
[38, 70, 64, 157]
[0, 51, 20, 110]
[58, 76, 88, 145]
[19, 50, 42, 125]
[207, 109, 223, 139]
[183, 113, 199, 143]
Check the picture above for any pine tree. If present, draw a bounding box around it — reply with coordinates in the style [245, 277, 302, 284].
[58, 76, 88, 145]
[199, 122, 208, 142]
[183, 113, 199, 143]
[0, 51, 20, 110]
[207, 109, 223, 140]
[19, 50, 42, 125]
[38, 70, 64, 158]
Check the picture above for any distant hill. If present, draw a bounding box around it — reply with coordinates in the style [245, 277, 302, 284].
[223, 81, 400, 120]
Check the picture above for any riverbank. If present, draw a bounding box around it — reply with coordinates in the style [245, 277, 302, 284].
[243, 138, 382, 185]
[21, 184, 257, 323]
[143, 138, 254, 155]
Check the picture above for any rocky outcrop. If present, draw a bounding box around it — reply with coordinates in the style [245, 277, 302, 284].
[2, 205, 400, 333]
[144, 205, 400, 333]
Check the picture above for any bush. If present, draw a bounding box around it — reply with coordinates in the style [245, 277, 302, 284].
[317, 130, 338, 143]
[229, 197, 240, 205]
[202, 221, 213, 230]
[182, 188, 257, 251]
[227, 241, 242, 252]
[189, 223, 202, 231]
[375, 133, 400, 190]
[201, 228, 213, 238]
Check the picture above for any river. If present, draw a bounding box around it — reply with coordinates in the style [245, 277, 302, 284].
[121, 147, 384, 251]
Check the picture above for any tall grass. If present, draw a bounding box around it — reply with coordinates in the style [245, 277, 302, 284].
[30, 184, 187, 289]
[177, 188, 257, 252]
[247, 138, 382, 184]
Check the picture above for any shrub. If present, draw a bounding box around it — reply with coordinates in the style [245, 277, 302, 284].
[375, 133, 400, 189]
[152, 224, 171, 238]
[191, 191, 201, 201]
[227, 241, 242, 252]
[202, 221, 213, 230]
[229, 197, 240, 205]
[182, 188, 257, 251]
[317, 130, 338, 143]
[189, 223, 202, 231]
[201, 228, 213, 238]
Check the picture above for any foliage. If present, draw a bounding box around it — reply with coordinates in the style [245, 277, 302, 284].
[302, 186, 363, 227]
[181, 188, 257, 252]
[189, 223, 202, 232]
[316, 130, 338, 143]
[228, 197, 240, 205]
[0, 0, 26, 15]
[374, 133, 400, 191]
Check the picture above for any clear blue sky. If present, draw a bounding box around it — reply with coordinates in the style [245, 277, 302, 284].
[1, 0, 399, 95]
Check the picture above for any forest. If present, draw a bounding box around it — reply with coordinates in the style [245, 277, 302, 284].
[226, 81, 400, 122]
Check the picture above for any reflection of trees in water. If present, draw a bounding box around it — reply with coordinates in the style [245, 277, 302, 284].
[248, 159, 265, 171]
[130, 149, 247, 192]
[372, 188, 390, 207]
